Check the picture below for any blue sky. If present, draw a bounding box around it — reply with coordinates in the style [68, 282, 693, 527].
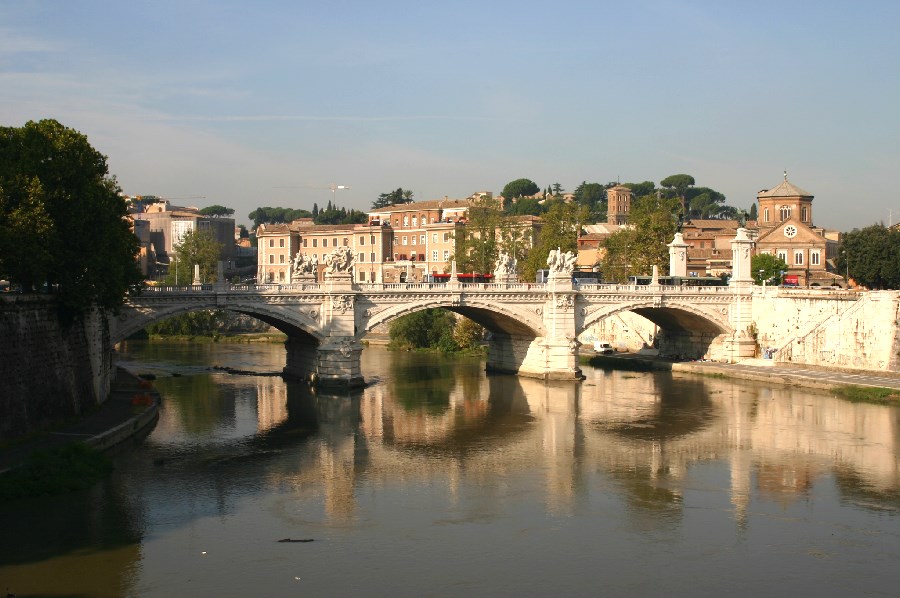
[2, 0, 898, 230]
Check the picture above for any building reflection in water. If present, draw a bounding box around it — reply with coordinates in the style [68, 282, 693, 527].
[271, 355, 899, 527]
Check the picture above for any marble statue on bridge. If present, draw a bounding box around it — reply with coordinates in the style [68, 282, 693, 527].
[493, 250, 518, 281]
[324, 246, 354, 275]
[292, 252, 318, 281]
[546, 247, 577, 276]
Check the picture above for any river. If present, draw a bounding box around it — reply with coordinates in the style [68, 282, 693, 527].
[1, 341, 899, 597]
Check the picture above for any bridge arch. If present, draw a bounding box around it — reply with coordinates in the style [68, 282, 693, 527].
[112, 297, 326, 345]
[359, 296, 545, 340]
[581, 299, 733, 359]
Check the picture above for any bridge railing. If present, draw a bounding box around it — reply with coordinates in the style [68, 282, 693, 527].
[355, 282, 545, 292]
[136, 281, 741, 296]
[575, 283, 732, 294]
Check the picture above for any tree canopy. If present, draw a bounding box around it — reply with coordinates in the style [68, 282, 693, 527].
[521, 200, 590, 281]
[0, 119, 142, 313]
[837, 224, 900, 289]
[660, 174, 695, 214]
[501, 178, 540, 199]
[372, 187, 413, 210]
[199, 205, 234, 217]
[249, 206, 312, 229]
[751, 253, 788, 285]
[573, 181, 607, 221]
[167, 229, 222, 285]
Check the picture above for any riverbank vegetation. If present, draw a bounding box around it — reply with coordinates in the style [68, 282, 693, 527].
[0, 444, 112, 503]
[831, 385, 900, 404]
[388, 309, 485, 354]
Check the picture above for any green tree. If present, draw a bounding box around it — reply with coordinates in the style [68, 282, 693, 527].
[748, 203, 758, 221]
[551, 182, 564, 195]
[0, 119, 141, 313]
[388, 309, 458, 351]
[167, 229, 221, 285]
[199, 205, 235, 217]
[837, 225, 900, 289]
[521, 201, 590, 281]
[751, 253, 788, 286]
[249, 206, 312, 229]
[452, 316, 484, 351]
[601, 195, 680, 282]
[624, 181, 656, 199]
[685, 187, 726, 219]
[660, 174, 695, 215]
[453, 195, 502, 274]
[504, 197, 546, 216]
[372, 187, 412, 209]
[573, 181, 607, 220]
[501, 178, 540, 200]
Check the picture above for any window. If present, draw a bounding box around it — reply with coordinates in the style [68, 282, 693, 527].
[811, 251, 820, 266]
[359, 236, 365, 245]
[323, 238, 328, 247]
[313, 239, 317, 247]
[343, 237, 348, 246]
[780, 206, 791, 221]
[802, 207, 809, 222]
[394, 219, 399, 226]
[303, 239, 307, 247]
[358, 252, 365, 262]
[279, 271, 285, 282]
[370, 252, 375, 262]
[412, 216, 417, 226]
[269, 239, 274, 247]
[403, 216, 409, 226]
[432, 250, 438, 261]
[370, 235, 375, 244]
[443, 250, 450, 260]
[402, 236, 408, 245]
[279, 239, 285, 248]
[432, 233, 438, 243]
[359, 271, 365, 281]
[420, 234, 426, 244]
[795, 251, 804, 265]
[279, 254, 285, 263]
[764, 208, 770, 223]
[443, 232, 451, 242]
[777, 251, 787, 263]
[370, 271, 376, 282]
[269, 255, 274, 264]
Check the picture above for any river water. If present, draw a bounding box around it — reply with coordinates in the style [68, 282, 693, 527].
[2, 341, 899, 597]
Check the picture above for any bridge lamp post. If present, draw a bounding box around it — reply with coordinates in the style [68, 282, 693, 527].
[759, 269, 766, 288]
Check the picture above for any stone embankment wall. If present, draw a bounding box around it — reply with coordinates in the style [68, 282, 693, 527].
[753, 290, 900, 372]
[0, 295, 113, 442]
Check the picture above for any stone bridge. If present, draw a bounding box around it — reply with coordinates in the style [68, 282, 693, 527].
[112, 231, 899, 387]
[113, 272, 760, 387]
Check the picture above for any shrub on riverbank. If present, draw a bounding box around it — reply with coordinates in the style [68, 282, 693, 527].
[831, 385, 900, 404]
[388, 309, 485, 353]
[0, 444, 112, 502]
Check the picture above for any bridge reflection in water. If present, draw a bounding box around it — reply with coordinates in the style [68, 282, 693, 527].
[3, 343, 898, 597]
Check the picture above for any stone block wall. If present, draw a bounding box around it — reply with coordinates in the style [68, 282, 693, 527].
[753, 290, 900, 372]
[0, 295, 112, 441]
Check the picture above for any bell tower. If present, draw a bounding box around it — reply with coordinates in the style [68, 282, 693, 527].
[606, 185, 632, 225]
[757, 171, 814, 229]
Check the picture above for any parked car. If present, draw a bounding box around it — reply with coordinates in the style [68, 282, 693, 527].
[593, 341, 614, 354]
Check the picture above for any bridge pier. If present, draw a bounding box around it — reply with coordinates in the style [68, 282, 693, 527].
[486, 334, 583, 381]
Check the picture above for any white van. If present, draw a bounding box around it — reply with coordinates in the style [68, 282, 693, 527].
[593, 341, 614, 354]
